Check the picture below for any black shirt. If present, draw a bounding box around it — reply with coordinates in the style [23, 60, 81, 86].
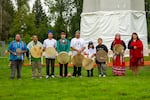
[96, 44, 108, 53]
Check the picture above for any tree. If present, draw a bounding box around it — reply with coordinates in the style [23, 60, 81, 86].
[9, 0, 37, 44]
[69, 0, 83, 38]
[0, 0, 14, 41]
[45, 0, 75, 38]
[32, 0, 51, 42]
[145, 0, 150, 42]
[33, 0, 47, 27]
[16, 0, 30, 11]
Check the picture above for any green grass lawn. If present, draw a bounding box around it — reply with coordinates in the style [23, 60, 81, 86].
[0, 58, 150, 100]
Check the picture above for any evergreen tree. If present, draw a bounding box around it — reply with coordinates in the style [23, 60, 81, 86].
[0, 0, 14, 41]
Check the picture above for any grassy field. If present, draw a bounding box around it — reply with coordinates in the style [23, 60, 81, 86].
[0, 58, 150, 100]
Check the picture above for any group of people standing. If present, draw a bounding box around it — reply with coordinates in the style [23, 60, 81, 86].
[8, 30, 144, 79]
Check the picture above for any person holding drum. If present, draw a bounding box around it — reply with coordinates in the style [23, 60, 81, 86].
[27, 35, 43, 79]
[71, 30, 86, 77]
[111, 33, 126, 76]
[84, 41, 96, 77]
[128, 33, 144, 75]
[57, 31, 70, 77]
[8, 34, 27, 79]
[43, 30, 57, 78]
[96, 38, 108, 77]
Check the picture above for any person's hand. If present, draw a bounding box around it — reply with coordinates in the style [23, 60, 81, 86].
[12, 52, 17, 56]
[134, 46, 137, 49]
[77, 50, 82, 54]
[91, 54, 95, 58]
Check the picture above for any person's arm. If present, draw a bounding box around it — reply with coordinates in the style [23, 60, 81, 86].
[22, 42, 27, 53]
[43, 40, 46, 51]
[70, 39, 79, 51]
[81, 47, 86, 52]
[66, 40, 70, 53]
[105, 45, 109, 53]
[57, 40, 60, 53]
[110, 41, 114, 50]
[128, 40, 134, 49]
[54, 40, 57, 49]
[8, 42, 16, 55]
[122, 41, 126, 50]
[80, 40, 86, 53]
[26, 48, 29, 58]
[136, 40, 143, 49]
[71, 47, 79, 52]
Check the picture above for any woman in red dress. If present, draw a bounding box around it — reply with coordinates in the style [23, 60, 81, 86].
[128, 33, 144, 75]
[111, 34, 126, 76]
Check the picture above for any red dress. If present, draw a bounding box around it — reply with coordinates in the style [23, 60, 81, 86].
[128, 40, 144, 68]
[111, 38, 126, 76]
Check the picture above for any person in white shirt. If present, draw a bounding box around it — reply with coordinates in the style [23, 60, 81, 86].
[84, 41, 96, 77]
[70, 30, 86, 77]
[43, 30, 57, 78]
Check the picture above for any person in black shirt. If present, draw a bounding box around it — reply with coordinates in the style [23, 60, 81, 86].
[96, 38, 108, 77]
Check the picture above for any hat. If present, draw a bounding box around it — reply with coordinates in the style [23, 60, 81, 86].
[48, 30, 54, 34]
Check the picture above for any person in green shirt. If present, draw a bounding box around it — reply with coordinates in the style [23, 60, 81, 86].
[57, 31, 70, 77]
[27, 35, 43, 79]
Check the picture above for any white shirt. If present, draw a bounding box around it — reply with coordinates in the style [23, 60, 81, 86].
[43, 38, 57, 58]
[43, 38, 57, 48]
[70, 38, 86, 56]
[85, 48, 96, 58]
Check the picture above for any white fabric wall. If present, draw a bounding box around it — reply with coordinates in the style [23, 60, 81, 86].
[83, 0, 145, 12]
[81, 0, 148, 56]
[80, 11, 149, 56]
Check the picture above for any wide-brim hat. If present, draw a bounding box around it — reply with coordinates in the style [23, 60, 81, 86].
[96, 49, 108, 62]
[72, 54, 84, 67]
[44, 47, 57, 58]
[82, 58, 94, 70]
[30, 45, 42, 58]
[57, 52, 70, 64]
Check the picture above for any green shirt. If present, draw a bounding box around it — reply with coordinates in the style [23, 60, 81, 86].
[31, 56, 41, 62]
[57, 39, 70, 53]
[27, 41, 43, 62]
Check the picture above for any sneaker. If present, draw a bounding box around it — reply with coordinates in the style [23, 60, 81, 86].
[51, 75, 55, 78]
[99, 74, 102, 77]
[103, 75, 106, 77]
[46, 75, 49, 79]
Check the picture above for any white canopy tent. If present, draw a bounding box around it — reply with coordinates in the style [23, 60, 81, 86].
[80, 0, 149, 56]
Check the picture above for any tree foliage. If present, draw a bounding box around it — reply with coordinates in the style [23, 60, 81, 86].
[0, 0, 14, 41]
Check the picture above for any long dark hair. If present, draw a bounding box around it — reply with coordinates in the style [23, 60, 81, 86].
[130, 32, 140, 41]
[88, 42, 94, 49]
